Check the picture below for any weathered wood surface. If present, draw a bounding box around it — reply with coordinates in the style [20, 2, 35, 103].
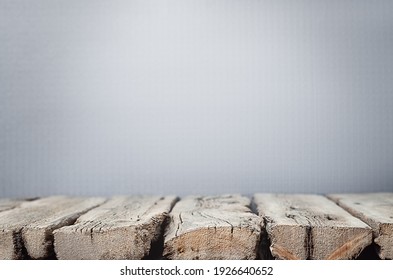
[54, 196, 177, 260]
[328, 193, 393, 259]
[163, 195, 262, 260]
[253, 194, 372, 260]
[0, 196, 105, 259]
[0, 199, 28, 213]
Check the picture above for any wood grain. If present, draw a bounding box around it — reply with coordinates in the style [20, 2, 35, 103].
[328, 193, 393, 259]
[163, 194, 262, 260]
[0, 196, 105, 259]
[54, 196, 177, 260]
[0, 199, 27, 213]
[253, 194, 372, 260]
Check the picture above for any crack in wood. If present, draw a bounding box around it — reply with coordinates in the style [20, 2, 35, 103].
[305, 225, 313, 260]
[254, 194, 372, 260]
[53, 196, 177, 260]
[1, 194, 389, 260]
[163, 195, 261, 260]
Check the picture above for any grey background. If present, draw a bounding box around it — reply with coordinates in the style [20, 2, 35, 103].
[1, 0, 393, 198]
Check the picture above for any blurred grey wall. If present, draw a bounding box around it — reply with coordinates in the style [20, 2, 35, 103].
[1, 0, 393, 197]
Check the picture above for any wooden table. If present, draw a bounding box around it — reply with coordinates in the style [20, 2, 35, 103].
[0, 193, 391, 260]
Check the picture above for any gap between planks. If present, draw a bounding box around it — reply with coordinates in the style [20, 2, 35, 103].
[1, 193, 391, 260]
[0, 196, 105, 259]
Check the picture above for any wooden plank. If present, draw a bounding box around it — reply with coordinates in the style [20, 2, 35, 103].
[253, 194, 372, 260]
[0, 199, 28, 213]
[0, 196, 105, 259]
[328, 193, 393, 259]
[54, 196, 177, 260]
[163, 194, 262, 260]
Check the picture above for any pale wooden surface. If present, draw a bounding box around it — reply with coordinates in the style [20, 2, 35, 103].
[54, 196, 177, 260]
[328, 193, 393, 259]
[0, 199, 27, 213]
[163, 194, 262, 260]
[0, 196, 105, 259]
[0, 193, 389, 260]
[253, 194, 372, 260]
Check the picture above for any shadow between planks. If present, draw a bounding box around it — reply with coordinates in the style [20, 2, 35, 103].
[0, 193, 391, 260]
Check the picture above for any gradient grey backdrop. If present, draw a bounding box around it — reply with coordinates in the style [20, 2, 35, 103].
[1, 0, 393, 197]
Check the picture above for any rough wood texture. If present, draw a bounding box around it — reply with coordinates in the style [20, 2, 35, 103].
[253, 194, 372, 260]
[54, 196, 177, 260]
[328, 193, 393, 259]
[163, 194, 262, 260]
[0, 196, 105, 259]
[0, 199, 27, 213]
